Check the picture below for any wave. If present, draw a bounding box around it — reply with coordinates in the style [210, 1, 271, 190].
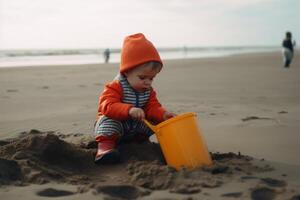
[0, 46, 279, 58]
[0, 46, 281, 67]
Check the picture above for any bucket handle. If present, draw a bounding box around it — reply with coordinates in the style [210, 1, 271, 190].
[143, 120, 158, 133]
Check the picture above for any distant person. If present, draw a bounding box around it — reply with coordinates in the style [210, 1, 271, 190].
[183, 46, 188, 58]
[104, 48, 110, 63]
[94, 33, 175, 164]
[282, 31, 296, 68]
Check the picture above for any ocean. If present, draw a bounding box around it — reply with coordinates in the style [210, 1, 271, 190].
[0, 46, 280, 68]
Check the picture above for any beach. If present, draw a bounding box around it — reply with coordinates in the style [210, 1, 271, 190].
[1, 51, 300, 199]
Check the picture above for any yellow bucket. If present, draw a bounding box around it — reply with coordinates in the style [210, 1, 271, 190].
[144, 112, 212, 170]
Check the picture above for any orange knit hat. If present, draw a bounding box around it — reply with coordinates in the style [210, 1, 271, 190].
[120, 33, 163, 73]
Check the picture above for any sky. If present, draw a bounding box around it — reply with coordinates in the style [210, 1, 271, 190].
[0, 0, 299, 49]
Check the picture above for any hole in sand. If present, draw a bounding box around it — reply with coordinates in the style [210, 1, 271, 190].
[36, 188, 74, 197]
[241, 116, 274, 122]
[95, 185, 149, 199]
[221, 192, 243, 198]
[251, 187, 276, 200]
[260, 177, 287, 187]
[6, 89, 18, 93]
[41, 86, 49, 89]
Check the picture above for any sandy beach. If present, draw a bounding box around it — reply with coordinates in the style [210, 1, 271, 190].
[1, 51, 300, 199]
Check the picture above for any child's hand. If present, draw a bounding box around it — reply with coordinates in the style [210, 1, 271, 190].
[163, 111, 176, 120]
[129, 107, 145, 121]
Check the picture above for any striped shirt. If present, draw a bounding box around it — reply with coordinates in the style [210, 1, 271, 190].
[94, 74, 154, 136]
[116, 74, 151, 108]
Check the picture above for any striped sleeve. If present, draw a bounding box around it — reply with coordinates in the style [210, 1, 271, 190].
[98, 80, 133, 121]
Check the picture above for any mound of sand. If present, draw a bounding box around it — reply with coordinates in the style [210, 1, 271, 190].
[0, 130, 96, 185]
[0, 130, 292, 199]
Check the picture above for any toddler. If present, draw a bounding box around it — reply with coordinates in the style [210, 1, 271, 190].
[94, 33, 175, 164]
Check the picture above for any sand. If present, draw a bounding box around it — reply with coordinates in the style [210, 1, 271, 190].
[0, 51, 300, 199]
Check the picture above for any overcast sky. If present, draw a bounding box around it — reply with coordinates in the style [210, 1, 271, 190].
[0, 0, 299, 49]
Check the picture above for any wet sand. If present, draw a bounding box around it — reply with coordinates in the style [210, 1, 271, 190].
[0, 51, 300, 199]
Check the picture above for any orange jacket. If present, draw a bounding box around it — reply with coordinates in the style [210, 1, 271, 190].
[97, 80, 166, 123]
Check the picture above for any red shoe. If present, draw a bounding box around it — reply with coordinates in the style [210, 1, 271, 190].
[95, 134, 120, 164]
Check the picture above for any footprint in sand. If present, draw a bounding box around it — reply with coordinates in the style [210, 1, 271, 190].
[36, 188, 74, 197]
[278, 111, 288, 114]
[241, 116, 274, 122]
[251, 187, 276, 200]
[6, 89, 18, 93]
[41, 86, 49, 89]
[94, 185, 151, 199]
[221, 192, 243, 198]
[260, 177, 287, 187]
[241, 116, 280, 126]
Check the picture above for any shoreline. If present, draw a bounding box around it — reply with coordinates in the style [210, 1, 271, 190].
[0, 48, 282, 68]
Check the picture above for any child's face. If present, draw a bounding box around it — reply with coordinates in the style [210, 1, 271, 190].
[124, 63, 162, 92]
